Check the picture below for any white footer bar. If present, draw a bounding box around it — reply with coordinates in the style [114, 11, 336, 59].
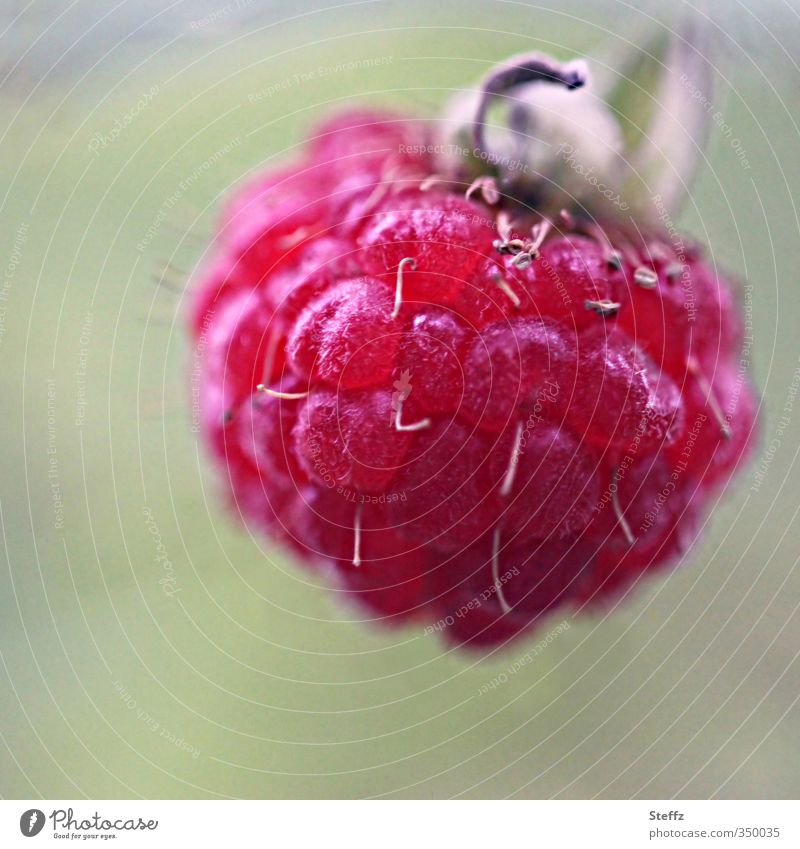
[2, 800, 796, 847]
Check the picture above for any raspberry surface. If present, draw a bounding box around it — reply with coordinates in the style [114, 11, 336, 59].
[191, 108, 757, 649]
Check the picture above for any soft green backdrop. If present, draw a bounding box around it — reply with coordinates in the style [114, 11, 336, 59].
[1, 0, 799, 798]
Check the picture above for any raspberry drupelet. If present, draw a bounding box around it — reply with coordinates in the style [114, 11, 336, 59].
[191, 51, 758, 649]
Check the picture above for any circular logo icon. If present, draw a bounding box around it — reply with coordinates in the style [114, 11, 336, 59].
[19, 809, 45, 837]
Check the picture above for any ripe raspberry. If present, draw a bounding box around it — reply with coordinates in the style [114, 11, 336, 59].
[461, 316, 574, 432]
[565, 323, 683, 456]
[293, 386, 412, 492]
[191, 53, 758, 649]
[286, 277, 400, 389]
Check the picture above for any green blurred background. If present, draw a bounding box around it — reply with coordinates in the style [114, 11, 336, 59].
[2, 0, 800, 799]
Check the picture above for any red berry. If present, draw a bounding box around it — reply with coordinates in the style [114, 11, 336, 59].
[582, 455, 701, 604]
[385, 419, 503, 551]
[191, 99, 758, 650]
[667, 363, 757, 490]
[509, 234, 618, 330]
[235, 383, 306, 485]
[308, 109, 432, 173]
[493, 422, 600, 542]
[396, 308, 470, 417]
[565, 324, 683, 457]
[286, 277, 399, 389]
[293, 387, 410, 492]
[333, 511, 433, 623]
[433, 536, 595, 648]
[359, 189, 496, 305]
[199, 287, 282, 456]
[460, 316, 574, 432]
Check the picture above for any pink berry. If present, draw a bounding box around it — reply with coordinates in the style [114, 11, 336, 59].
[385, 419, 502, 551]
[396, 308, 470, 417]
[565, 325, 683, 457]
[460, 317, 574, 432]
[359, 189, 496, 305]
[286, 277, 399, 389]
[293, 387, 411, 492]
[493, 422, 600, 542]
[191, 89, 758, 650]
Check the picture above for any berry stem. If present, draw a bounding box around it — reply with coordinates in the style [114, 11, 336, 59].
[352, 503, 363, 567]
[465, 175, 500, 204]
[473, 53, 587, 159]
[529, 219, 553, 254]
[492, 527, 512, 614]
[687, 356, 732, 439]
[611, 475, 637, 545]
[500, 421, 524, 496]
[358, 180, 391, 219]
[584, 298, 622, 317]
[278, 224, 313, 249]
[634, 266, 658, 289]
[394, 398, 431, 432]
[420, 174, 447, 191]
[492, 272, 521, 308]
[256, 385, 310, 400]
[155, 261, 186, 293]
[391, 257, 417, 319]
